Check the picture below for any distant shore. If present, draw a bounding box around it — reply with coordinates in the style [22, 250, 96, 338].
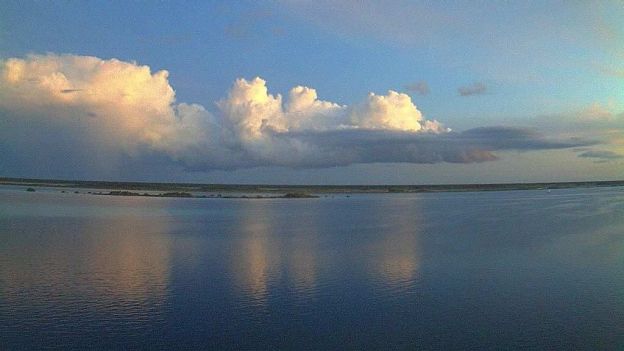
[2, 177, 623, 199]
[91, 190, 318, 199]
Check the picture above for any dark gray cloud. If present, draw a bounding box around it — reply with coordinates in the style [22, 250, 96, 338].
[405, 81, 429, 96]
[578, 150, 623, 162]
[179, 126, 595, 171]
[456, 127, 594, 150]
[458, 82, 487, 96]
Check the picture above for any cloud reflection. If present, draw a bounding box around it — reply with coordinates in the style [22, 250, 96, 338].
[232, 202, 279, 306]
[230, 200, 321, 305]
[229, 197, 423, 304]
[369, 197, 423, 288]
[0, 214, 172, 322]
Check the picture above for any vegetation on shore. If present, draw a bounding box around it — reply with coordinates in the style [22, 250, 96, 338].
[89, 190, 318, 199]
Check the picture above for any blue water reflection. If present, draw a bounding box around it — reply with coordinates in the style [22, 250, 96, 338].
[1, 187, 624, 349]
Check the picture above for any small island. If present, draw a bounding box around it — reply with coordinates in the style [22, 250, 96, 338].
[90, 190, 318, 199]
[95, 191, 194, 198]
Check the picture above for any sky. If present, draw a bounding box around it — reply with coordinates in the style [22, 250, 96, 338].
[0, 0, 623, 184]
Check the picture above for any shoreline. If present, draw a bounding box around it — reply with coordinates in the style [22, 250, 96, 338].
[91, 190, 318, 199]
[2, 177, 624, 198]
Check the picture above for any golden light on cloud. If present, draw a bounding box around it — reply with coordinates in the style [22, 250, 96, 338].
[352, 91, 425, 132]
[0, 53, 597, 175]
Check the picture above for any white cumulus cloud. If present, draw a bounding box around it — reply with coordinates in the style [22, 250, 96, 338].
[0, 54, 587, 176]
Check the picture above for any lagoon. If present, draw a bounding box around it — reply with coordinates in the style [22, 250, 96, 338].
[1, 186, 624, 349]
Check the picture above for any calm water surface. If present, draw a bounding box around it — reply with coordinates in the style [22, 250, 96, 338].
[1, 186, 624, 350]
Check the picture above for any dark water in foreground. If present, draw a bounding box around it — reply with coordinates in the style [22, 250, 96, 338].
[1, 186, 624, 350]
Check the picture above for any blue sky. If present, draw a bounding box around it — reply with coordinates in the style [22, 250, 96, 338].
[1, 1, 623, 184]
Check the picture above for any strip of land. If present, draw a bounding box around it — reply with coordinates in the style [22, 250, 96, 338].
[91, 190, 317, 199]
[2, 177, 623, 199]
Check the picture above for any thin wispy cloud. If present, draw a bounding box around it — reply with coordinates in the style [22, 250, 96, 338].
[458, 82, 487, 97]
[532, 103, 623, 137]
[600, 66, 624, 78]
[224, 8, 275, 40]
[405, 81, 429, 96]
[578, 150, 623, 162]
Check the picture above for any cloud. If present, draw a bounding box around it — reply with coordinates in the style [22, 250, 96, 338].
[405, 81, 429, 96]
[600, 66, 624, 78]
[0, 54, 590, 176]
[59, 88, 83, 94]
[458, 82, 487, 97]
[530, 105, 624, 164]
[532, 103, 623, 140]
[578, 150, 623, 162]
[277, 1, 623, 85]
[578, 102, 617, 122]
[0, 54, 178, 150]
[351, 91, 432, 132]
[273, 126, 592, 167]
[277, 0, 449, 46]
[223, 8, 277, 40]
[457, 127, 594, 150]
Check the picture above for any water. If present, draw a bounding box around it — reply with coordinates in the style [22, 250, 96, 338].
[1, 186, 624, 350]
